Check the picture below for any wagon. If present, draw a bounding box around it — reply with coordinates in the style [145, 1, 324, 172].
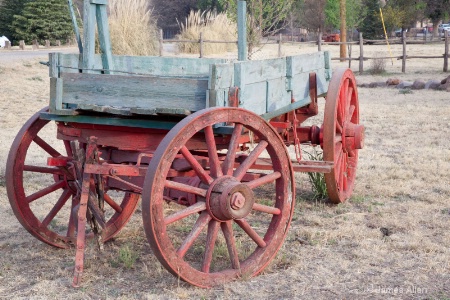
[5, 0, 364, 287]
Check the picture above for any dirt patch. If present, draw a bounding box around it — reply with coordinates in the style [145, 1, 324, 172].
[0, 44, 449, 299]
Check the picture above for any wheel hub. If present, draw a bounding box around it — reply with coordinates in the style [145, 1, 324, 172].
[343, 122, 365, 155]
[206, 176, 255, 222]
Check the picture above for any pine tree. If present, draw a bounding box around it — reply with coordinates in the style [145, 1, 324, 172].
[0, 0, 29, 42]
[11, 0, 73, 44]
[359, 0, 383, 39]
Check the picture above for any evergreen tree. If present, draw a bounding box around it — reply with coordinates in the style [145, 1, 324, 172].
[0, 0, 29, 42]
[11, 0, 73, 43]
[359, 0, 383, 39]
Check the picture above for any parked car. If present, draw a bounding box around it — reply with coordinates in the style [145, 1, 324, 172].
[395, 29, 408, 37]
[438, 24, 450, 32]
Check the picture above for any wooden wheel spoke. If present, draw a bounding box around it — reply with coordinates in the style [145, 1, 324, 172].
[42, 189, 72, 227]
[202, 220, 220, 273]
[222, 123, 243, 176]
[103, 193, 123, 213]
[221, 221, 240, 270]
[233, 140, 268, 181]
[180, 146, 213, 185]
[235, 219, 266, 248]
[67, 196, 78, 238]
[346, 87, 353, 119]
[252, 203, 281, 215]
[64, 140, 73, 157]
[336, 121, 343, 134]
[24, 165, 62, 175]
[343, 154, 348, 191]
[348, 105, 356, 122]
[26, 180, 66, 204]
[164, 202, 207, 225]
[204, 125, 223, 178]
[164, 180, 208, 198]
[177, 211, 211, 259]
[33, 135, 62, 158]
[245, 171, 281, 189]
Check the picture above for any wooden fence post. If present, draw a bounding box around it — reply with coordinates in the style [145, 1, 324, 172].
[444, 31, 449, 72]
[199, 32, 204, 58]
[56, 40, 61, 47]
[348, 43, 352, 68]
[359, 32, 364, 73]
[318, 32, 322, 52]
[5, 41, 11, 49]
[32, 40, 39, 50]
[45, 40, 50, 48]
[402, 31, 406, 73]
[159, 29, 163, 57]
[278, 33, 282, 57]
[19, 40, 25, 50]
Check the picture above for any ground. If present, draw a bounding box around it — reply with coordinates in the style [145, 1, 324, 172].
[0, 43, 449, 299]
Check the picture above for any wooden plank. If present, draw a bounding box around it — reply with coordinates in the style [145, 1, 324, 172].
[60, 73, 208, 112]
[234, 58, 286, 86]
[82, 2, 97, 73]
[58, 54, 82, 73]
[287, 52, 325, 76]
[90, 0, 108, 4]
[208, 88, 229, 108]
[50, 77, 63, 112]
[209, 63, 234, 89]
[49, 53, 59, 78]
[239, 81, 268, 115]
[57, 54, 225, 76]
[77, 104, 132, 115]
[96, 4, 113, 74]
[266, 78, 292, 113]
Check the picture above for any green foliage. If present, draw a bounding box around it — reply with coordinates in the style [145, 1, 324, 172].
[198, 0, 225, 12]
[117, 244, 139, 269]
[220, 0, 294, 52]
[304, 147, 328, 201]
[0, 0, 29, 42]
[386, 0, 426, 28]
[360, 0, 383, 39]
[11, 0, 73, 44]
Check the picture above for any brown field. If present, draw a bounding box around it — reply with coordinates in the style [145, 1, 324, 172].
[0, 43, 449, 299]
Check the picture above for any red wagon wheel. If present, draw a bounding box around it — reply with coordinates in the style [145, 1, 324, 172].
[323, 68, 364, 203]
[6, 107, 140, 248]
[142, 107, 295, 287]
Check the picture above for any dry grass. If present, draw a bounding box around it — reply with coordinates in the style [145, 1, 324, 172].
[0, 45, 449, 298]
[108, 0, 158, 56]
[176, 10, 237, 55]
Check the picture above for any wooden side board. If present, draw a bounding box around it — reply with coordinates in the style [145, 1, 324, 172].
[208, 51, 332, 117]
[48, 52, 331, 120]
[56, 53, 226, 77]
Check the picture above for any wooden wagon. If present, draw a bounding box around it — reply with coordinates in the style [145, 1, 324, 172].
[5, 0, 364, 287]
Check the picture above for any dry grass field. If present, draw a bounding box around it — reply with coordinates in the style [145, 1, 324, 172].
[0, 42, 449, 299]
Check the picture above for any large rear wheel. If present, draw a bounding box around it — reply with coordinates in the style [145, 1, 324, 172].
[142, 107, 295, 287]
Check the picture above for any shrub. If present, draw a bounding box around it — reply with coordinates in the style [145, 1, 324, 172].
[108, 0, 158, 56]
[369, 54, 387, 75]
[177, 10, 237, 55]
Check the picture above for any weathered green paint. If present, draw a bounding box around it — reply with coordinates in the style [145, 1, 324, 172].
[58, 54, 225, 76]
[59, 73, 208, 112]
[237, 1, 247, 61]
[95, 3, 113, 74]
[67, 0, 83, 53]
[82, 1, 96, 73]
[40, 112, 179, 130]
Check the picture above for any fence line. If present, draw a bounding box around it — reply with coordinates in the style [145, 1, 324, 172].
[159, 29, 450, 73]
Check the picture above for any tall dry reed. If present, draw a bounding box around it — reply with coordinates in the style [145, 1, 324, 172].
[108, 0, 158, 56]
[177, 10, 237, 55]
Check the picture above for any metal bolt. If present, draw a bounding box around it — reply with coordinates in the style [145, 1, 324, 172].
[109, 168, 118, 176]
[230, 192, 245, 210]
